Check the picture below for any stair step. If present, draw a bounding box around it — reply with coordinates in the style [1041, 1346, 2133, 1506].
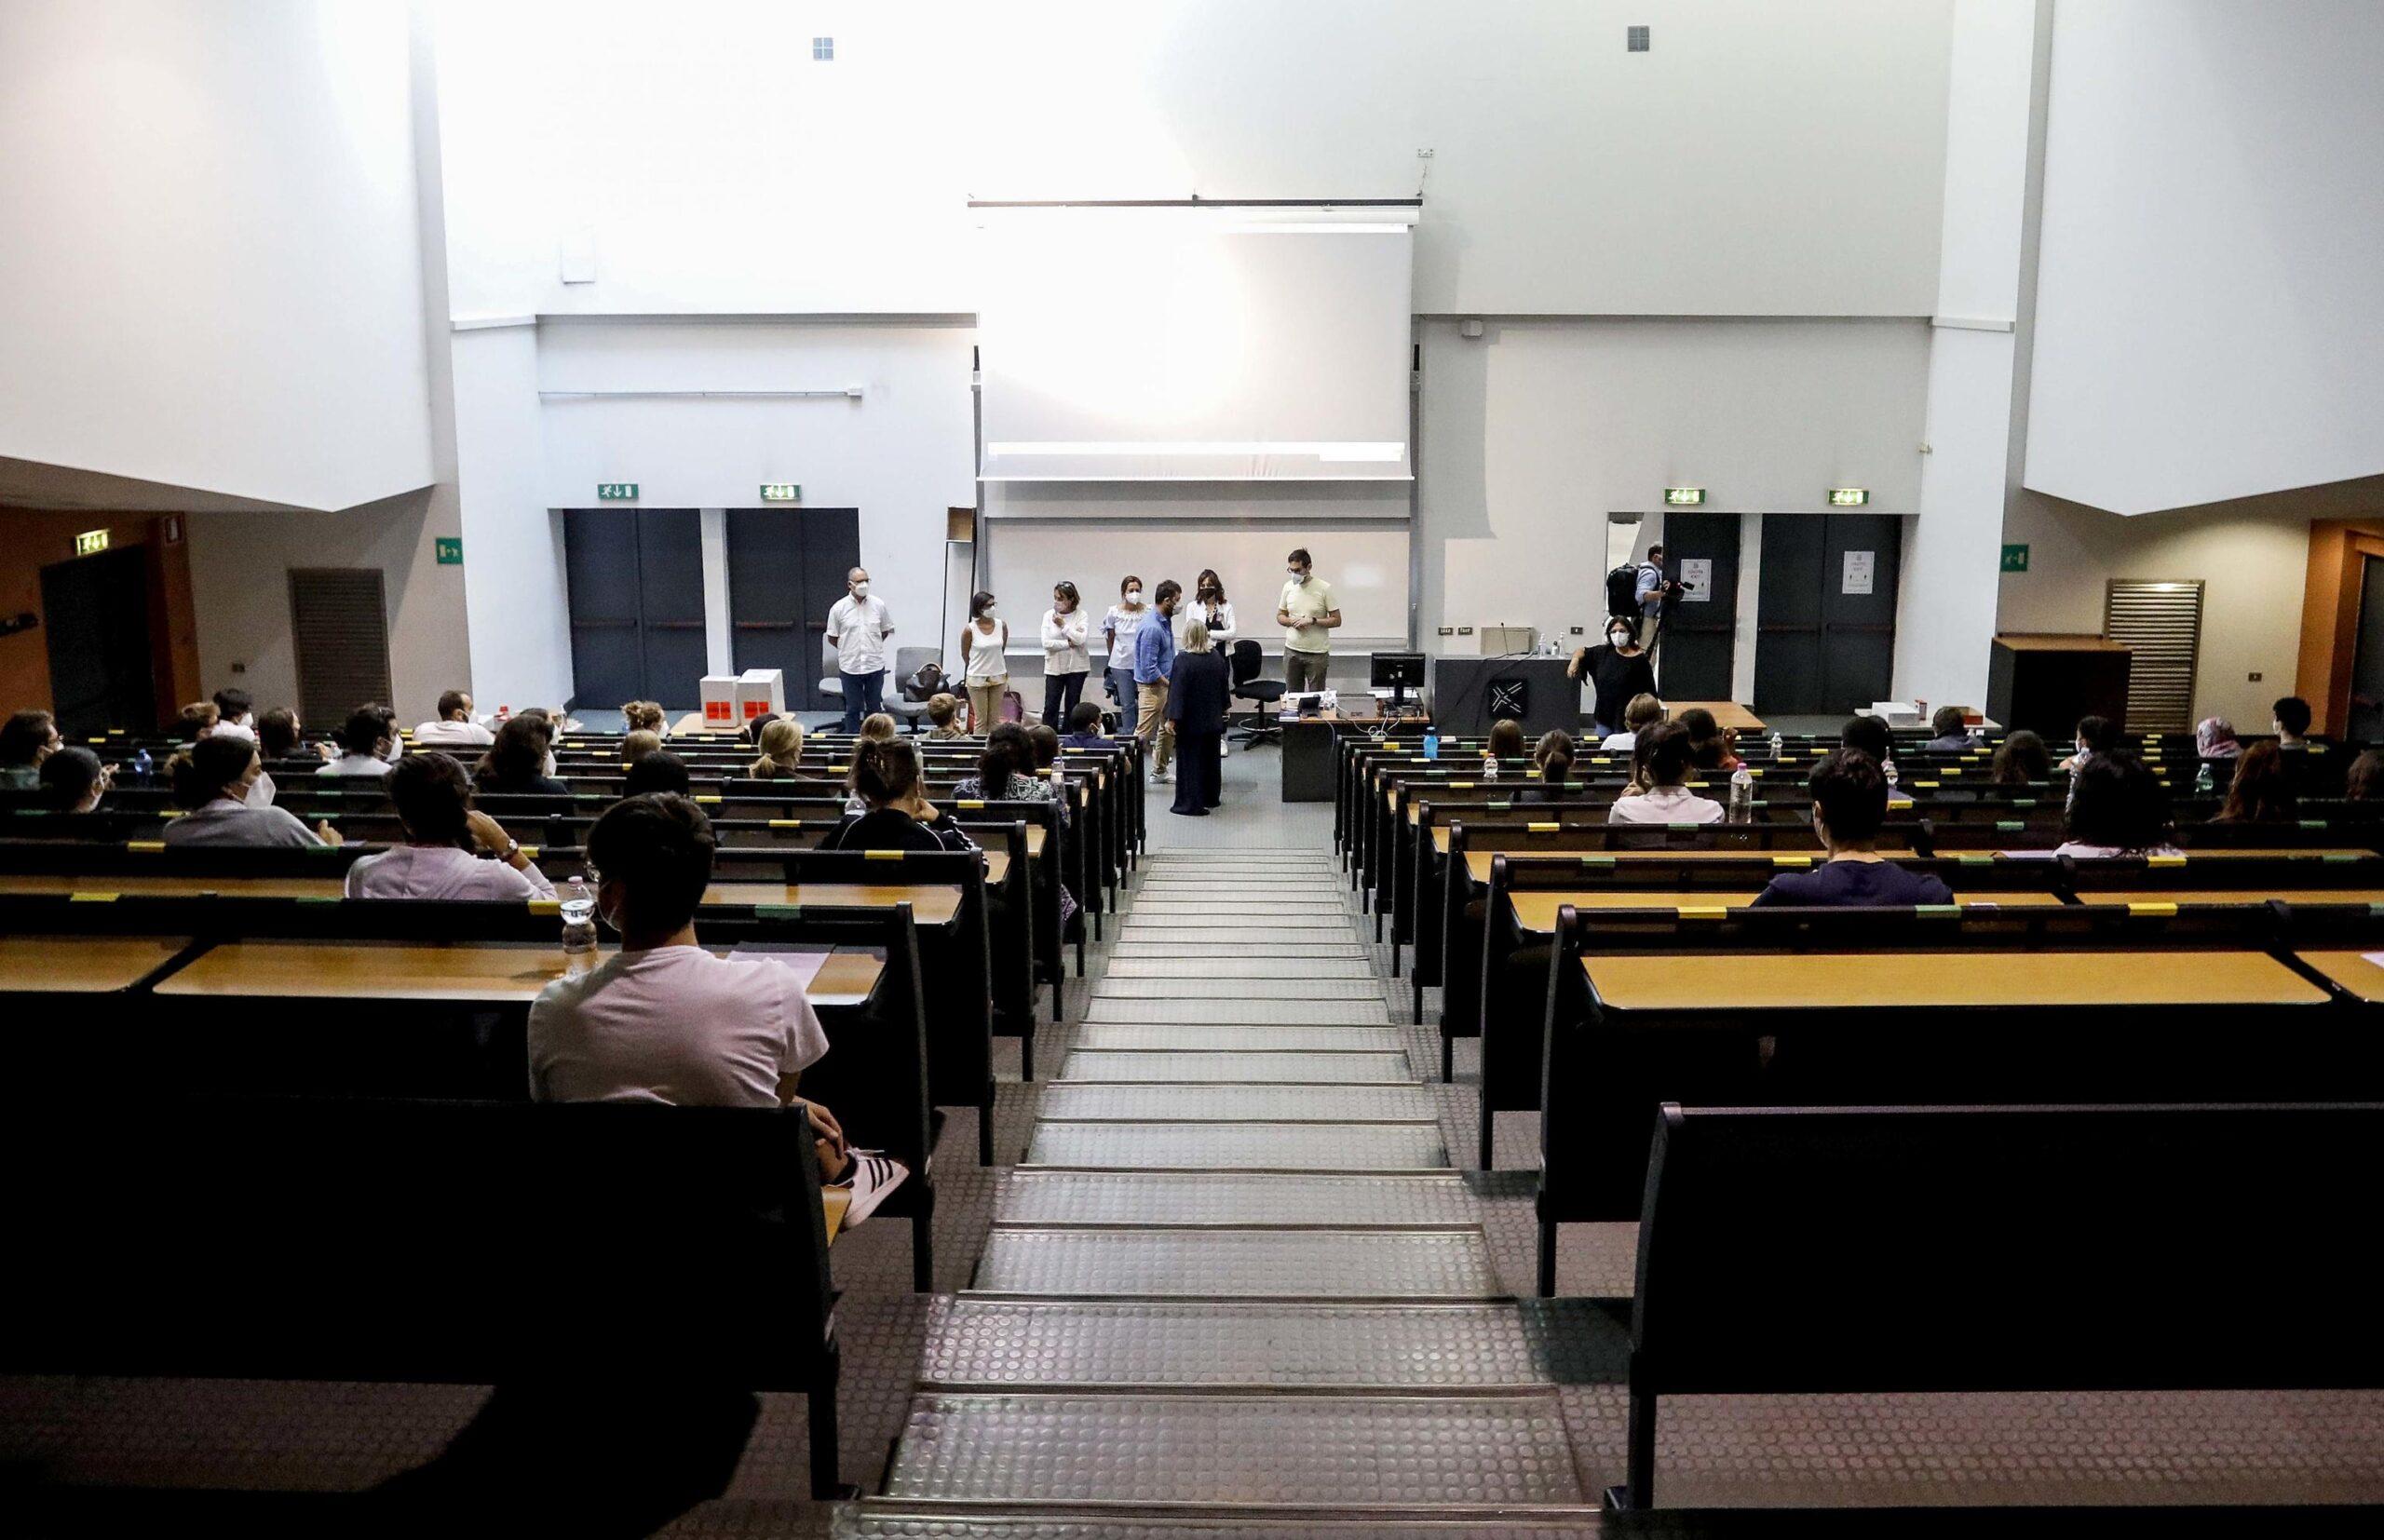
[1074, 1025, 1407, 1053]
[1038, 1084, 1434, 1123]
[1082, 998, 1391, 1027]
[1058, 1050, 1414, 1084]
[997, 1169, 1476, 1229]
[836, 1508, 1603, 1538]
[1107, 942, 1370, 962]
[977, 1226, 1496, 1299]
[1091, 976, 1392, 1000]
[882, 1391, 1583, 1506]
[1028, 1120, 1446, 1171]
[1121, 912, 1351, 929]
[918, 1298, 1583, 1390]
[1103, 956, 1378, 979]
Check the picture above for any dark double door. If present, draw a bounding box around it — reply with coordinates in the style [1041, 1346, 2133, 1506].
[727, 507, 860, 713]
[42, 545, 157, 736]
[564, 508, 707, 710]
[1652, 511, 1740, 700]
[1754, 514, 1903, 717]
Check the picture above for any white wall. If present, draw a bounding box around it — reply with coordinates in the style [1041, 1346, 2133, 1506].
[450, 323, 569, 710]
[1417, 317, 1930, 648]
[0, 0, 437, 511]
[432, 0, 1952, 319]
[1894, 0, 2041, 713]
[2024, 0, 2384, 515]
[535, 319, 976, 677]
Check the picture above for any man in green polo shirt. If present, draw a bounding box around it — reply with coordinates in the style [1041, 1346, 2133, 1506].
[1275, 547, 1340, 695]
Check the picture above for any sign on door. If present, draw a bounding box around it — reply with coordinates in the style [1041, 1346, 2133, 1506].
[1841, 550, 1875, 596]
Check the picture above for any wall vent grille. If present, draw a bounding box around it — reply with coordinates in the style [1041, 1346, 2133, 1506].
[289, 568, 394, 728]
[1627, 25, 1650, 52]
[2103, 578, 2203, 733]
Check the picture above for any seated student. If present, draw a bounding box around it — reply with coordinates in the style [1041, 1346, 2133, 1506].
[1839, 712, 1892, 766]
[163, 736, 338, 847]
[413, 690, 494, 750]
[1750, 749, 1953, 907]
[0, 709, 61, 789]
[2052, 752, 2180, 858]
[527, 793, 906, 1224]
[1600, 693, 1663, 753]
[2195, 716, 2242, 761]
[345, 752, 554, 899]
[258, 707, 325, 763]
[2060, 713, 2120, 773]
[176, 700, 220, 742]
[748, 718, 821, 781]
[859, 712, 899, 743]
[1027, 722, 1061, 770]
[1516, 730, 1580, 804]
[39, 745, 109, 813]
[924, 693, 969, 741]
[2348, 749, 2384, 802]
[823, 736, 978, 854]
[1924, 705, 1976, 751]
[1991, 728, 2051, 786]
[317, 706, 397, 778]
[623, 750, 691, 798]
[2273, 695, 2313, 750]
[1059, 701, 1113, 751]
[621, 699, 668, 738]
[1483, 718, 1526, 774]
[210, 687, 259, 742]
[474, 714, 573, 797]
[743, 710, 781, 747]
[2215, 740, 2296, 823]
[512, 707, 565, 779]
[1678, 708, 1741, 773]
[1607, 721, 1724, 825]
[621, 729, 664, 764]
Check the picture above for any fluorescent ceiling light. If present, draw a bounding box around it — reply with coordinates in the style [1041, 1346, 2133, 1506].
[987, 440, 1407, 463]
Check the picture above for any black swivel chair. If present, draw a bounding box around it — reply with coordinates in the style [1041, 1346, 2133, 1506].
[1228, 639, 1286, 748]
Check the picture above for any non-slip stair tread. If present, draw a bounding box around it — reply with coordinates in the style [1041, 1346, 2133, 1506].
[1038, 1084, 1435, 1123]
[1106, 943, 1371, 962]
[1091, 977, 1392, 1000]
[975, 1227, 1497, 1298]
[1121, 914, 1351, 929]
[883, 1392, 1583, 1506]
[1074, 1025, 1407, 1052]
[1058, 1050, 1415, 1084]
[996, 1170, 1477, 1227]
[1028, 1120, 1447, 1170]
[835, 1514, 1602, 1539]
[1104, 957, 1378, 979]
[1082, 998, 1391, 1026]
[921, 1298, 1567, 1388]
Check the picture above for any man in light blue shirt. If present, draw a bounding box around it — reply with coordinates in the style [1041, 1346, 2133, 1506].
[1132, 580, 1182, 783]
[1635, 544, 1675, 649]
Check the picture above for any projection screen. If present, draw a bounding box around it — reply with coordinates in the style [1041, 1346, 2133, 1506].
[975, 203, 1416, 482]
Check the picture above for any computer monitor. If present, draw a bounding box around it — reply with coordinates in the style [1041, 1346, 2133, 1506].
[1370, 651, 1427, 710]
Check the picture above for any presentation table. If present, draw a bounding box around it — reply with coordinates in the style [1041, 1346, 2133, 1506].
[1663, 700, 1766, 734]
[1986, 633, 2132, 736]
[1281, 707, 1429, 803]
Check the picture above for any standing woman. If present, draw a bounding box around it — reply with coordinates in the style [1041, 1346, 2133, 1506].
[1165, 619, 1232, 816]
[1040, 581, 1091, 730]
[1186, 570, 1238, 754]
[958, 589, 1009, 733]
[1567, 617, 1658, 736]
[1102, 576, 1147, 726]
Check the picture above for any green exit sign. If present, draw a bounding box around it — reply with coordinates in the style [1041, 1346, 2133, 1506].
[759, 483, 802, 503]
[2000, 542, 2030, 574]
[1663, 487, 1704, 507]
[1827, 487, 1869, 507]
[74, 528, 111, 557]
[597, 482, 640, 501]
[435, 537, 463, 566]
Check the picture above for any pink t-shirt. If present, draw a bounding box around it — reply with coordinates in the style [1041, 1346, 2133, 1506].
[526, 945, 830, 1107]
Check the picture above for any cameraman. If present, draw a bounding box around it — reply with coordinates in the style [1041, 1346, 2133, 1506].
[1634, 544, 1686, 649]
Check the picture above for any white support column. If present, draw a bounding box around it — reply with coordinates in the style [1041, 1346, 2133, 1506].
[700, 507, 732, 677]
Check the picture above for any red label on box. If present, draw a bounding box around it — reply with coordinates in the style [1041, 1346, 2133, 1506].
[706, 701, 732, 723]
[744, 700, 765, 719]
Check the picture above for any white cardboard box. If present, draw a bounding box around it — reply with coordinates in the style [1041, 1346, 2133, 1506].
[699, 675, 742, 731]
[737, 668, 787, 725]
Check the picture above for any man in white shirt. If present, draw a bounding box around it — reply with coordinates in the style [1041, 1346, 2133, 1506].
[317, 706, 397, 777]
[825, 567, 894, 736]
[413, 689, 494, 750]
[1275, 547, 1340, 695]
[527, 793, 907, 1224]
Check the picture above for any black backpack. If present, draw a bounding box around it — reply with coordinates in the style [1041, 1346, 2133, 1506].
[1605, 563, 1641, 620]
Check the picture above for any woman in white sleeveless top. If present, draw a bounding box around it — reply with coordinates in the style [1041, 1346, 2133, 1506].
[959, 588, 1009, 732]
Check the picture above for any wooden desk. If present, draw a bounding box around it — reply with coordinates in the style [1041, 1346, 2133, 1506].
[2296, 950, 2384, 1003]
[1508, 889, 2061, 932]
[1582, 951, 2325, 1012]
[1462, 847, 1848, 881]
[2072, 890, 2384, 910]
[703, 881, 961, 925]
[0, 935, 194, 993]
[0, 872, 346, 899]
[156, 940, 885, 1008]
[1665, 700, 1766, 734]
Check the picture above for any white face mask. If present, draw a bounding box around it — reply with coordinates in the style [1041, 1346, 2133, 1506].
[1125, 589, 1143, 604]
[851, 581, 870, 598]
[1287, 568, 1305, 581]
[1610, 630, 1632, 647]
[982, 605, 997, 620]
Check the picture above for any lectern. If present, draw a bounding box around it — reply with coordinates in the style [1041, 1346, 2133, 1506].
[1985, 634, 2132, 736]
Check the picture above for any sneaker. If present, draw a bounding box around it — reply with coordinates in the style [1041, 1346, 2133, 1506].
[1219, 737, 1228, 757]
[1152, 767, 1172, 785]
[833, 1151, 910, 1228]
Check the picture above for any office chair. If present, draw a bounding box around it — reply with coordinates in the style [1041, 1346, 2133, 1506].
[1228, 639, 1286, 748]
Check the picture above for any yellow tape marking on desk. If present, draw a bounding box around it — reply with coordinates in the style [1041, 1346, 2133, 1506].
[2146, 854, 2188, 867]
[69, 891, 120, 903]
[128, 840, 167, 853]
[1527, 822, 1559, 833]
[527, 898, 561, 916]
[2128, 901, 2180, 918]
[1772, 855, 1814, 868]
[865, 849, 904, 861]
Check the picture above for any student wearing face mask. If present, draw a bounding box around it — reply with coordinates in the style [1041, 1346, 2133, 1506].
[1040, 580, 1091, 730]
[1103, 576, 1148, 728]
[1568, 616, 1659, 736]
[827, 566, 895, 736]
[1276, 548, 1340, 695]
[958, 589, 1010, 733]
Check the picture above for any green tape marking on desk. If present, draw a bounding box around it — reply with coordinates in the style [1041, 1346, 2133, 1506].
[757, 904, 805, 920]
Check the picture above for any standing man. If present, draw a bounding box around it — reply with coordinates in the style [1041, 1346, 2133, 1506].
[827, 567, 893, 735]
[1634, 544, 1681, 654]
[1134, 580, 1182, 785]
[1275, 547, 1340, 695]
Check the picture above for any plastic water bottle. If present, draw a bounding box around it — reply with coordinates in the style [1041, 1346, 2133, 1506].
[2194, 761, 2215, 796]
[131, 748, 152, 785]
[1768, 731, 1783, 761]
[1884, 754, 1900, 790]
[1483, 753, 1499, 781]
[561, 876, 599, 973]
[1422, 727, 1440, 761]
[1728, 764, 1754, 823]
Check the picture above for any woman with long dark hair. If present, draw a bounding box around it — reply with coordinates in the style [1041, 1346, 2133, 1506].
[1040, 580, 1090, 730]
